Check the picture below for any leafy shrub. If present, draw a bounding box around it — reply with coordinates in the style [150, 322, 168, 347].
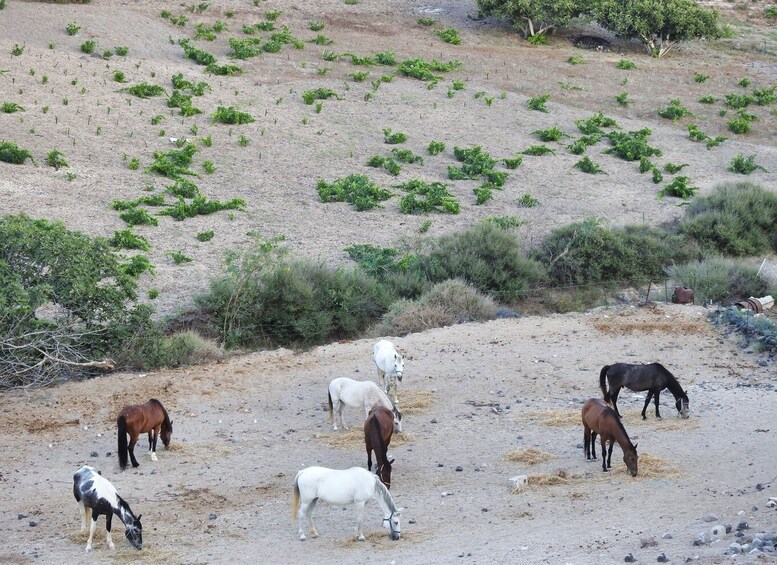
[694, 73, 709, 83]
[374, 51, 396, 65]
[658, 99, 692, 119]
[752, 86, 776, 106]
[45, 149, 68, 170]
[167, 90, 202, 116]
[664, 162, 689, 174]
[527, 33, 547, 45]
[658, 176, 697, 200]
[437, 28, 461, 45]
[483, 215, 526, 229]
[727, 154, 767, 175]
[451, 145, 497, 179]
[428, 141, 446, 155]
[397, 180, 460, 214]
[417, 17, 436, 26]
[375, 279, 498, 336]
[80, 40, 97, 54]
[126, 83, 165, 98]
[179, 39, 217, 65]
[112, 71, 127, 83]
[724, 93, 753, 109]
[706, 136, 727, 149]
[349, 71, 369, 82]
[528, 93, 550, 112]
[146, 143, 197, 179]
[517, 194, 539, 208]
[205, 63, 243, 76]
[11, 44, 24, 56]
[302, 88, 341, 104]
[212, 106, 254, 124]
[391, 148, 424, 164]
[616, 59, 636, 70]
[168, 251, 192, 265]
[534, 220, 694, 287]
[567, 55, 583, 65]
[532, 127, 569, 142]
[521, 145, 555, 156]
[115, 46, 129, 56]
[680, 182, 777, 256]
[504, 156, 523, 169]
[0, 141, 34, 165]
[667, 258, 768, 305]
[397, 57, 460, 83]
[651, 167, 664, 184]
[119, 207, 158, 227]
[120, 255, 155, 277]
[66, 22, 81, 35]
[316, 174, 392, 211]
[615, 92, 630, 106]
[383, 128, 408, 144]
[109, 229, 150, 251]
[576, 113, 618, 135]
[1, 102, 24, 113]
[699, 95, 717, 104]
[605, 129, 661, 161]
[228, 37, 262, 59]
[116, 330, 224, 370]
[574, 156, 605, 174]
[166, 178, 200, 198]
[160, 195, 245, 220]
[127, 157, 140, 170]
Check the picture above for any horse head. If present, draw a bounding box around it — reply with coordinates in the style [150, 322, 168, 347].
[393, 353, 404, 382]
[125, 514, 143, 550]
[624, 444, 638, 477]
[382, 507, 403, 541]
[392, 407, 403, 433]
[377, 458, 394, 490]
[161, 420, 173, 447]
[676, 396, 689, 419]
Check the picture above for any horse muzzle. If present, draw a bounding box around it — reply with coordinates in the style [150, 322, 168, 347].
[390, 532, 401, 541]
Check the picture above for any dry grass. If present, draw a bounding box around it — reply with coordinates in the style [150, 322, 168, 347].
[593, 319, 710, 335]
[313, 430, 416, 449]
[632, 452, 682, 479]
[525, 410, 580, 427]
[400, 389, 434, 415]
[337, 528, 430, 548]
[505, 448, 555, 466]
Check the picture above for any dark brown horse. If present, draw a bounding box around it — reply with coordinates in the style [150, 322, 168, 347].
[582, 398, 638, 476]
[600, 362, 689, 420]
[364, 406, 394, 489]
[117, 399, 172, 470]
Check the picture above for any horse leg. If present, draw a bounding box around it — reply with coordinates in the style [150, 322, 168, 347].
[600, 437, 608, 472]
[128, 433, 140, 468]
[150, 426, 159, 461]
[641, 391, 653, 420]
[79, 501, 88, 531]
[297, 499, 310, 541]
[307, 499, 319, 538]
[584, 426, 591, 460]
[591, 431, 597, 460]
[355, 501, 366, 541]
[606, 440, 614, 470]
[105, 513, 115, 550]
[611, 388, 622, 418]
[86, 514, 98, 552]
[653, 390, 662, 419]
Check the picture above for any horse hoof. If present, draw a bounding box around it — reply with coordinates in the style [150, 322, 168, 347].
[357, 535, 366, 542]
[299, 535, 306, 541]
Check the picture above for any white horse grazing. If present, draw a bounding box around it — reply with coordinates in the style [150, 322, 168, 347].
[373, 340, 404, 406]
[292, 466, 403, 541]
[328, 377, 402, 432]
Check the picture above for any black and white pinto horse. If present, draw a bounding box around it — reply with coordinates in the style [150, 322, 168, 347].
[600, 362, 690, 420]
[73, 466, 142, 552]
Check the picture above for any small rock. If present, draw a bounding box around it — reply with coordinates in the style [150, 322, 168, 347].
[481, 508, 488, 512]
[758, 359, 768, 367]
[17, 513, 28, 520]
[641, 536, 658, 548]
[29, 521, 38, 527]
[208, 513, 217, 520]
[105, 452, 112, 457]
[694, 532, 711, 545]
[438, 463, 444, 467]
[711, 524, 726, 538]
[431, 418, 438, 424]
[455, 466, 463, 472]
[408, 519, 416, 524]
[577, 443, 584, 449]
[738, 521, 749, 531]
[724, 524, 732, 533]
[90, 451, 99, 458]
[458, 552, 465, 558]
[624, 553, 636, 562]
[726, 543, 743, 555]
[662, 533, 673, 540]
[704, 514, 718, 522]
[657, 552, 668, 562]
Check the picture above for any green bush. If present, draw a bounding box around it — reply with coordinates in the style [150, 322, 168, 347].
[436, 28, 461, 45]
[605, 129, 661, 161]
[727, 154, 767, 175]
[534, 219, 694, 287]
[667, 258, 768, 305]
[146, 143, 197, 179]
[109, 229, 150, 251]
[212, 106, 254, 124]
[302, 88, 341, 104]
[679, 182, 777, 256]
[532, 126, 569, 142]
[0, 141, 34, 165]
[397, 179, 460, 214]
[126, 83, 165, 98]
[528, 93, 550, 112]
[658, 176, 697, 200]
[382, 128, 408, 144]
[80, 40, 97, 54]
[428, 140, 446, 155]
[616, 59, 636, 70]
[317, 174, 392, 211]
[159, 195, 245, 221]
[115, 329, 224, 370]
[410, 222, 546, 302]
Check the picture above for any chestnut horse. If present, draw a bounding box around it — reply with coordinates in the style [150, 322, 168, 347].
[117, 399, 172, 470]
[582, 398, 638, 476]
[364, 406, 394, 489]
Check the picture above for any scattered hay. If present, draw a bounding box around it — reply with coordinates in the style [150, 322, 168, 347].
[632, 452, 682, 479]
[526, 410, 580, 427]
[528, 468, 569, 486]
[505, 448, 555, 465]
[337, 528, 429, 548]
[313, 429, 415, 449]
[593, 320, 709, 335]
[400, 389, 434, 414]
[26, 418, 80, 433]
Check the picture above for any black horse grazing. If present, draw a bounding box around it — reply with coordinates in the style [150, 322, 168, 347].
[599, 363, 689, 420]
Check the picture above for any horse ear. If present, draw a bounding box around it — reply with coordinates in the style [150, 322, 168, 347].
[633, 443, 638, 450]
[389, 458, 395, 465]
[396, 507, 404, 514]
[136, 514, 142, 522]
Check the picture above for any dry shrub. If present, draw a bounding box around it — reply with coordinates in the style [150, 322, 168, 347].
[505, 448, 555, 465]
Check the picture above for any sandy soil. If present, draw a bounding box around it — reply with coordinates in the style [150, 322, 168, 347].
[1, 304, 776, 564]
[2, 2, 777, 564]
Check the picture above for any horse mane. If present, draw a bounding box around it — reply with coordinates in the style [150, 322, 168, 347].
[610, 407, 636, 450]
[654, 364, 686, 399]
[373, 475, 397, 512]
[150, 398, 172, 431]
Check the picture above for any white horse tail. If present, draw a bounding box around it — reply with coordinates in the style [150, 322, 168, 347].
[291, 472, 301, 524]
[327, 389, 334, 423]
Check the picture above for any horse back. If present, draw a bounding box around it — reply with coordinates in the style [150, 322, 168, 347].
[582, 398, 617, 435]
[367, 406, 394, 445]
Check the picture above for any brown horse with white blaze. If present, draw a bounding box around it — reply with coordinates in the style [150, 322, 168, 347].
[117, 399, 172, 470]
[582, 398, 638, 476]
[364, 406, 394, 489]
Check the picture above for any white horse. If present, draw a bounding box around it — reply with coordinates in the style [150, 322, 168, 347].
[373, 340, 404, 406]
[291, 466, 403, 541]
[73, 466, 142, 552]
[328, 377, 402, 432]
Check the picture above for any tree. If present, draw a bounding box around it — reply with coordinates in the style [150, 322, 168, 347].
[0, 213, 151, 387]
[477, 0, 585, 38]
[592, 0, 720, 58]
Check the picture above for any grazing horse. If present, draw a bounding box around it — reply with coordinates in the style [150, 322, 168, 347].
[291, 466, 403, 541]
[364, 406, 395, 489]
[73, 466, 142, 552]
[373, 340, 404, 406]
[117, 398, 173, 470]
[582, 398, 638, 476]
[600, 362, 689, 420]
[327, 377, 402, 433]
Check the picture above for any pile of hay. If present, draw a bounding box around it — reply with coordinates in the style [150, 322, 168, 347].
[526, 410, 581, 427]
[400, 389, 434, 415]
[505, 448, 555, 466]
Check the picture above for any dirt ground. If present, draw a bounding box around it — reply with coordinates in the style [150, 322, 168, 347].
[2, 1, 777, 563]
[1, 304, 777, 564]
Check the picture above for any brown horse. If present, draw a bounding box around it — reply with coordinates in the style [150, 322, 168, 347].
[364, 406, 394, 489]
[117, 399, 172, 470]
[582, 398, 638, 476]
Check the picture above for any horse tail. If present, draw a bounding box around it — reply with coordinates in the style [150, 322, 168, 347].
[117, 415, 129, 470]
[327, 389, 334, 423]
[371, 413, 387, 460]
[291, 473, 301, 524]
[600, 365, 611, 403]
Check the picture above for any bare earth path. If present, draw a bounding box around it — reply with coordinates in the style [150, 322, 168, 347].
[1, 304, 776, 564]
